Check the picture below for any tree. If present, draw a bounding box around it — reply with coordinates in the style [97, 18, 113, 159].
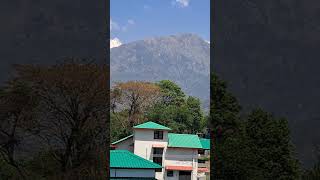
[112, 81, 161, 126]
[186, 96, 204, 134]
[0, 80, 39, 179]
[210, 73, 242, 178]
[245, 109, 301, 179]
[12, 59, 109, 178]
[156, 80, 185, 106]
[146, 80, 205, 134]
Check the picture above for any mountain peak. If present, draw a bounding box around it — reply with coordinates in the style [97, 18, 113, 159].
[110, 33, 209, 107]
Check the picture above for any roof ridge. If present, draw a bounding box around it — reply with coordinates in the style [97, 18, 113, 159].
[134, 121, 171, 130]
[168, 133, 198, 136]
[111, 134, 133, 145]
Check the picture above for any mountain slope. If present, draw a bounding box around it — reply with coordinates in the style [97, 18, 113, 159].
[110, 34, 210, 105]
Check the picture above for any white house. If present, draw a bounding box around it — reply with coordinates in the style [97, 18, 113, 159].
[111, 121, 210, 180]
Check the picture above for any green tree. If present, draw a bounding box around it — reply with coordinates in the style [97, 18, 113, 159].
[146, 80, 205, 134]
[210, 74, 301, 179]
[245, 109, 301, 179]
[210, 73, 242, 178]
[156, 80, 185, 106]
[186, 96, 204, 134]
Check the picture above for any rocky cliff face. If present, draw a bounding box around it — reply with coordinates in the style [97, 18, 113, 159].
[110, 33, 210, 107]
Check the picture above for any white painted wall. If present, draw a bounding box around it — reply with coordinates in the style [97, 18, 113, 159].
[114, 137, 134, 152]
[165, 148, 198, 180]
[134, 129, 168, 160]
[132, 129, 202, 180]
[197, 172, 206, 180]
[110, 169, 155, 178]
[134, 129, 169, 180]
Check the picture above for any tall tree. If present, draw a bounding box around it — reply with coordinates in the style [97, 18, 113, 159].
[13, 59, 109, 178]
[156, 80, 185, 106]
[245, 109, 301, 179]
[186, 96, 203, 134]
[146, 80, 205, 134]
[112, 81, 161, 126]
[210, 73, 242, 178]
[210, 73, 301, 179]
[0, 80, 38, 179]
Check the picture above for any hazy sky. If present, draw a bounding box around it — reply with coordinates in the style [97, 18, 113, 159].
[110, 0, 210, 47]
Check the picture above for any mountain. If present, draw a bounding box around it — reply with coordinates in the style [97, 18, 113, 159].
[110, 33, 210, 107]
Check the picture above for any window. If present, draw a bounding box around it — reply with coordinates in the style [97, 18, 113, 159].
[153, 148, 163, 155]
[198, 159, 206, 163]
[167, 170, 174, 177]
[153, 157, 162, 166]
[167, 170, 173, 177]
[154, 130, 163, 139]
[198, 149, 205, 155]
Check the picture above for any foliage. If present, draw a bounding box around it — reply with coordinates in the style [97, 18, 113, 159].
[0, 78, 39, 179]
[111, 80, 207, 141]
[302, 152, 320, 179]
[210, 73, 301, 179]
[146, 80, 206, 134]
[111, 81, 161, 126]
[244, 109, 300, 179]
[156, 80, 185, 106]
[0, 58, 109, 179]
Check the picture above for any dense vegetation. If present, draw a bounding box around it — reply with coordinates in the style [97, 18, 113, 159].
[110, 80, 208, 142]
[210, 74, 302, 179]
[0, 60, 318, 179]
[0, 59, 108, 179]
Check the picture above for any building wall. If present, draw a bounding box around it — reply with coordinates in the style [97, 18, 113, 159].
[114, 137, 134, 152]
[133, 129, 202, 180]
[165, 170, 179, 180]
[165, 148, 198, 180]
[134, 129, 168, 160]
[110, 168, 155, 178]
[134, 129, 169, 180]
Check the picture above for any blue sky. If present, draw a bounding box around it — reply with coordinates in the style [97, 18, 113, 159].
[110, 0, 210, 47]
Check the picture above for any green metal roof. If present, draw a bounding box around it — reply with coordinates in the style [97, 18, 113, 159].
[133, 121, 171, 130]
[111, 134, 133, 145]
[200, 138, 210, 150]
[110, 150, 162, 169]
[168, 133, 202, 149]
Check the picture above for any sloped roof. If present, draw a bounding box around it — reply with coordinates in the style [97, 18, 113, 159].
[111, 134, 133, 145]
[133, 121, 171, 130]
[200, 138, 210, 150]
[110, 150, 162, 169]
[168, 133, 202, 149]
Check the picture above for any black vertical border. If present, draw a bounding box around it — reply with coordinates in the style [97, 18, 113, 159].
[106, 0, 111, 178]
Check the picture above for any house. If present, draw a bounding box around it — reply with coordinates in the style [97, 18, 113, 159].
[110, 150, 162, 179]
[111, 121, 210, 180]
[198, 138, 210, 178]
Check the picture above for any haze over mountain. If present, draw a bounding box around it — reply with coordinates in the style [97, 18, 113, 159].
[110, 33, 210, 108]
